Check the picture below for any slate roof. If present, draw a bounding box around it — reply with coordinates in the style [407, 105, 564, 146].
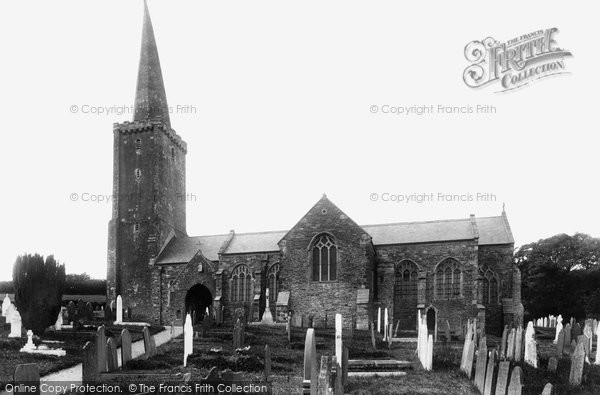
[155, 214, 513, 265]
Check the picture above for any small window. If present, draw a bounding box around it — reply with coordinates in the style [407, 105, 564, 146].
[171, 147, 175, 161]
[133, 223, 140, 233]
[135, 138, 142, 154]
[135, 168, 141, 180]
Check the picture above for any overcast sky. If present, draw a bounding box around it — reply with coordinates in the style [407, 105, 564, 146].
[0, 0, 598, 281]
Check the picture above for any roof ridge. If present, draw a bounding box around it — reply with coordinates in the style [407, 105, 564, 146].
[361, 217, 472, 227]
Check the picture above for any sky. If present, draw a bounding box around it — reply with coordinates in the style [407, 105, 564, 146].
[0, 0, 598, 281]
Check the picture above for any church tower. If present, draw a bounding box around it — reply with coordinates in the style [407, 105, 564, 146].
[106, 1, 187, 321]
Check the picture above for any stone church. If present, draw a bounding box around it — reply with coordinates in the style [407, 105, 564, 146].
[106, 2, 523, 336]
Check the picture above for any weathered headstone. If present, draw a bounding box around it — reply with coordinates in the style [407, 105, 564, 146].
[335, 314, 343, 376]
[14, 363, 40, 395]
[483, 349, 496, 395]
[383, 308, 389, 340]
[578, 334, 590, 363]
[67, 301, 75, 322]
[564, 323, 572, 353]
[465, 339, 476, 379]
[184, 313, 193, 367]
[524, 326, 538, 368]
[264, 344, 271, 380]
[82, 341, 98, 382]
[96, 326, 107, 373]
[460, 319, 474, 372]
[572, 322, 582, 339]
[500, 325, 508, 359]
[233, 319, 242, 349]
[514, 326, 523, 362]
[370, 324, 376, 350]
[547, 356, 558, 372]
[142, 326, 156, 358]
[54, 311, 63, 331]
[584, 324, 593, 360]
[506, 328, 515, 360]
[494, 361, 510, 395]
[507, 365, 523, 395]
[116, 295, 123, 323]
[342, 345, 349, 386]
[121, 329, 132, 367]
[569, 341, 585, 385]
[541, 383, 553, 395]
[554, 315, 563, 344]
[286, 317, 291, 342]
[85, 302, 94, 321]
[9, 309, 22, 338]
[474, 336, 488, 392]
[556, 329, 565, 355]
[303, 328, 317, 395]
[596, 320, 600, 365]
[77, 299, 85, 319]
[317, 356, 332, 395]
[377, 308, 381, 333]
[106, 338, 118, 372]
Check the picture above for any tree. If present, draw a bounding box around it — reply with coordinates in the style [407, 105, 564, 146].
[515, 233, 600, 321]
[13, 254, 66, 336]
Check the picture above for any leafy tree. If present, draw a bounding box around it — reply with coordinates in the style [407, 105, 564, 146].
[515, 233, 600, 321]
[12, 254, 66, 336]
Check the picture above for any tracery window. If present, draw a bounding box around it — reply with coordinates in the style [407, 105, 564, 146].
[267, 263, 280, 303]
[311, 234, 337, 282]
[231, 264, 253, 302]
[435, 258, 462, 300]
[480, 266, 500, 305]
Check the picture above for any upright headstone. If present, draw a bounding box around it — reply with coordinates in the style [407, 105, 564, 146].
[85, 302, 93, 321]
[116, 295, 123, 323]
[506, 328, 515, 360]
[461, 319, 474, 372]
[9, 309, 22, 338]
[547, 356, 558, 372]
[483, 349, 496, 395]
[184, 313, 193, 367]
[342, 345, 349, 386]
[572, 322, 582, 339]
[77, 299, 85, 319]
[233, 319, 242, 349]
[377, 308, 381, 334]
[370, 324, 376, 350]
[556, 329, 565, 355]
[541, 383, 553, 395]
[335, 314, 343, 376]
[303, 328, 317, 395]
[445, 320, 451, 342]
[465, 339, 476, 379]
[553, 315, 563, 344]
[569, 341, 585, 385]
[54, 311, 63, 330]
[514, 326, 523, 362]
[564, 323, 572, 353]
[264, 344, 271, 380]
[96, 326, 107, 373]
[494, 361, 510, 395]
[142, 326, 156, 358]
[507, 366, 523, 395]
[286, 317, 291, 342]
[121, 329, 132, 367]
[524, 323, 538, 368]
[474, 336, 488, 392]
[106, 338, 118, 372]
[67, 301, 75, 322]
[500, 325, 508, 359]
[14, 363, 40, 395]
[1, 295, 10, 317]
[584, 324, 593, 361]
[317, 356, 332, 395]
[383, 308, 389, 340]
[82, 341, 98, 383]
[578, 334, 590, 363]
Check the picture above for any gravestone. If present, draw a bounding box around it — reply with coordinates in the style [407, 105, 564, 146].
[383, 308, 389, 340]
[494, 361, 510, 395]
[445, 320, 451, 342]
[525, 336, 538, 368]
[233, 319, 242, 349]
[554, 315, 563, 343]
[286, 317, 291, 342]
[500, 325, 508, 359]
[264, 344, 271, 380]
[564, 324, 572, 353]
[370, 324, 376, 350]
[572, 323, 582, 339]
[77, 299, 85, 319]
[106, 338, 118, 372]
[116, 295, 123, 323]
[584, 324, 593, 360]
[317, 356, 332, 395]
[335, 314, 343, 376]
[394, 319, 400, 338]
[507, 328, 515, 360]
[184, 313, 193, 367]
[2, 295, 10, 317]
[571, 340, 577, 356]
[556, 329, 565, 355]
[514, 326, 523, 362]
[507, 366, 523, 395]
[342, 345, 349, 386]
[67, 301, 75, 322]
[9, 309, 22, 338]
[14, 363, 40, 395]
[333, 355, 342, 395]
[461, 320, 474, 372]
[303, 328, 317, 395]
[547, 356, 558, 372]
[569, 341, 585, 385]
[483, 349, 496, 395]
[377, 308, 381, 333]
[85, 302, 94, 321]
[465, 339, 476, 379]
[142, 326, 156, 358]
[82, 341, 98, 382]
[54, 311, 63, 331]
[121, 329, 132, 367]
[578, 334, 590, 363]
[96, 326, 107, 373]
[474, 336, 488, 392]
[541, 383, 553, 395]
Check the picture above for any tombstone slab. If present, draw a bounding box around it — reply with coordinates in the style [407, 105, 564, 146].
[121, 329, 132, 367]
[547, 356, 558, 372]
[483, 349, 496, 395]
[569, 341, 585, 385]
[474, 336, 488, 392]
[494, 361, 510, 395]
[106, 338, 118, 372]
[507, 366, 523, 395]
[14, 363, 40, 395]
[541, 383, 553, 395]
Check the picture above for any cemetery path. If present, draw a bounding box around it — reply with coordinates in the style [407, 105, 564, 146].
[1, 326, 183, 395]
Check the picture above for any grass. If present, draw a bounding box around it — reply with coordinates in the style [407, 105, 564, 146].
[0, 321, 163, 390]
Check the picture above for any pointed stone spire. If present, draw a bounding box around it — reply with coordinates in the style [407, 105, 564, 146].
[133, 0, 171, 127]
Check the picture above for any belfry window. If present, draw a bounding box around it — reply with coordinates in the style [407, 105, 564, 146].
[434, 258, 462, 300]
[311, 234, 337, 282]
[135, 138, 142, 154]
[231, 265, 253, 302]
[135, 168, 142, 181]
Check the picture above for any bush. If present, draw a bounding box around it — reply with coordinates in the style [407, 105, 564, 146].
[13, 254, 66, 336]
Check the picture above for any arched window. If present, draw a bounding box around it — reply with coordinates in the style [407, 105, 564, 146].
[396, 261, 418, 300]
[267, 263, 280, 303]
[231, 265, 253, 302]
[435, 258, 462, 300]
[311, 234, 337, 282]
[480, 266, 499, 305]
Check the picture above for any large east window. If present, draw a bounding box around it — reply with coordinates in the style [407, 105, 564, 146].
[231, 264, 253, 302]
[311, 234, 337, 282]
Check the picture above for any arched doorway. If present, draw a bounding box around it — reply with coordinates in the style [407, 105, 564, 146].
[394, 260, 419, 331]
[184, 284, 213, 325]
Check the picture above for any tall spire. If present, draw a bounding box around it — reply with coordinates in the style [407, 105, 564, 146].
[133, 0, 171, 127]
